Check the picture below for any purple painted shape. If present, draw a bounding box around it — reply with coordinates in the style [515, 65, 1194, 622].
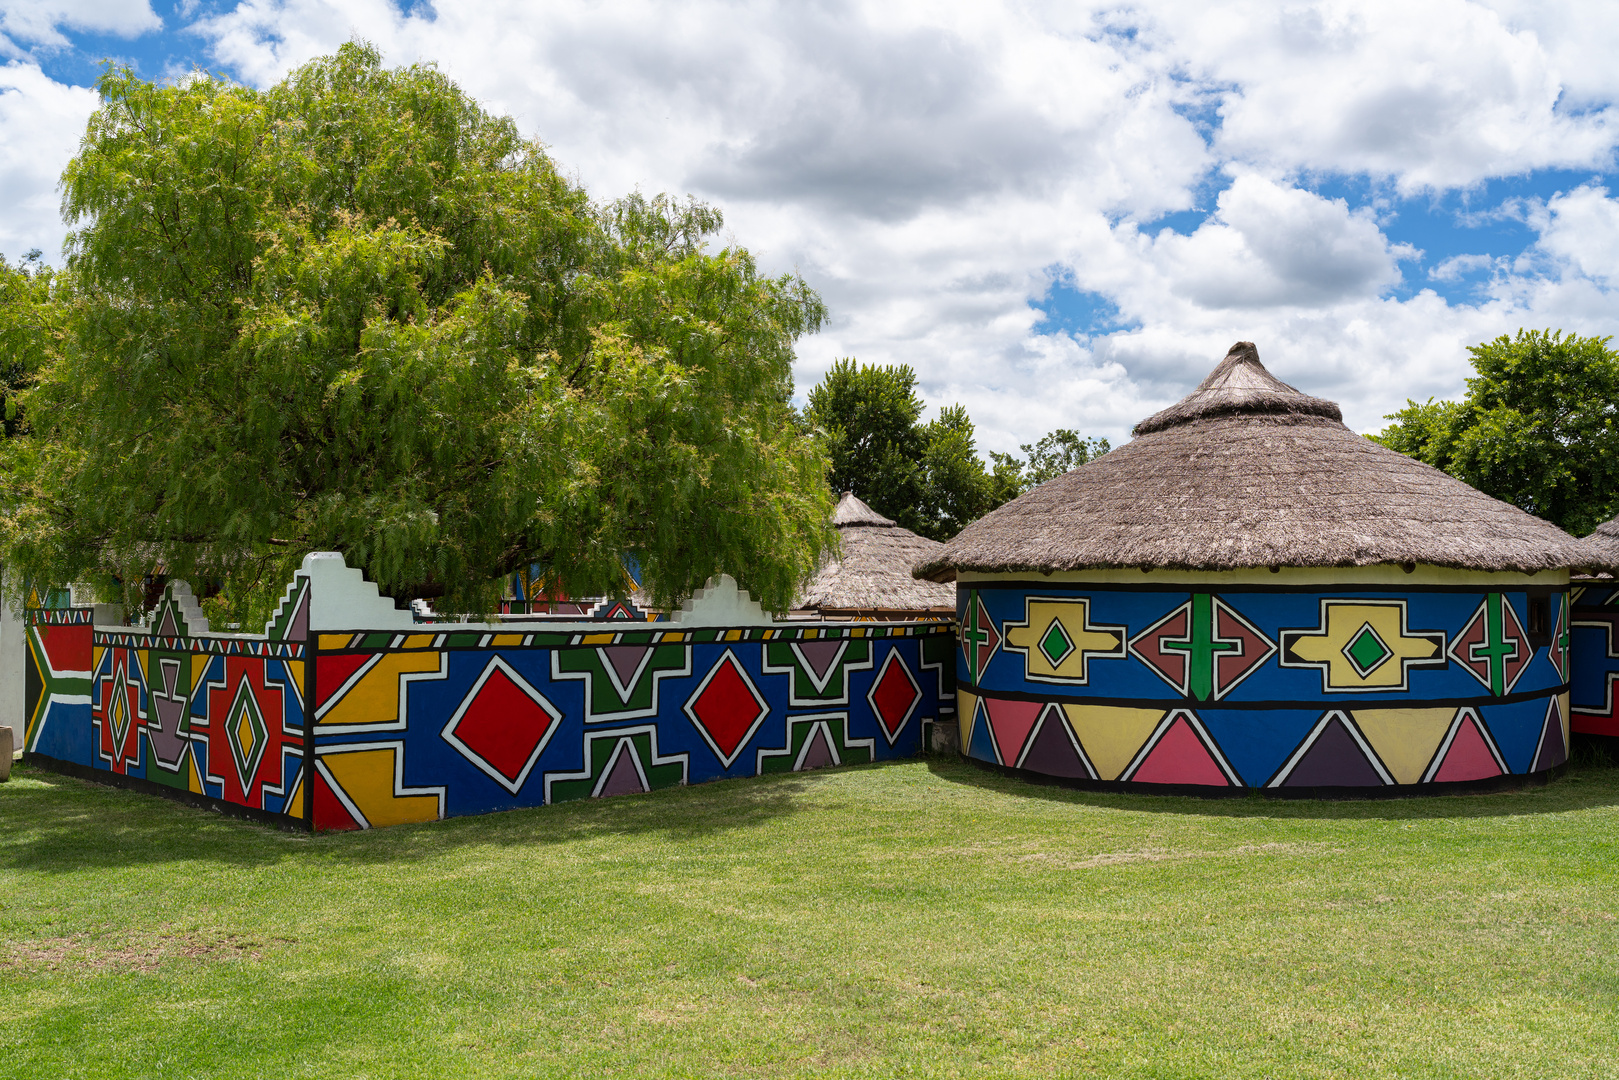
[796, 640, 844, 683]
[148, 695, 189, 769]
[596, 741, 648, 797]
[288, 587, 309, 642]
[1534, 708, 1567, 771]
[601, 646, 649, 689]
[1282, 717, 1385, 788]
[1019, 711, 1089, 778]
[155, 606, 179, 638]
[159, 659, 179, 698]
[797, 724, 836, 770]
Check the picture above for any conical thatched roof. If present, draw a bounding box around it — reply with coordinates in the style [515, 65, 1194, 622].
[915, 342, 1578, 581]
[799, 493, 955, 614]
[1569, 516, 1619, 574]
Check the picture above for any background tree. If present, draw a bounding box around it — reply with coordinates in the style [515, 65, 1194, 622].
[803, 360, 1111, 540]
[0, 250, 55, 444]
[1375, 329, 1619, 536]
[1, 44, 835, 621]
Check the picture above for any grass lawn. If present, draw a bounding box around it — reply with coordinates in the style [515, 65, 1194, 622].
[2, 754, 1617, 1079]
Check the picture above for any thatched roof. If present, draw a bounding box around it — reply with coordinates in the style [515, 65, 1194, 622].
[1569, 516, 1619, 574]
[916, 342, 1578, 581]
[799, 493, 955, 613]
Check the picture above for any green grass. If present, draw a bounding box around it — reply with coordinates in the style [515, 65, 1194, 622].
[2, 755, 1617, 1080]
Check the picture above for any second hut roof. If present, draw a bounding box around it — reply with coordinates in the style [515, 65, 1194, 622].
[916, 341, 1578, 581]
[800, 492, 956, 611]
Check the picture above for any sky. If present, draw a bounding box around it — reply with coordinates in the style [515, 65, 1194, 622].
[3, 0, 1618, 453]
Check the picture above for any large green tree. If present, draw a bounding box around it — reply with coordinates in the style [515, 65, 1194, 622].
[1375, 329, 1619, 536]
[0, 44, 834, 620]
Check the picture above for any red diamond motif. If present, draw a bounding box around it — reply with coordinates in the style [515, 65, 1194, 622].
[441, 658, 562, 794]
[867, 651, 921, 744]
[684, 652, 770, 768]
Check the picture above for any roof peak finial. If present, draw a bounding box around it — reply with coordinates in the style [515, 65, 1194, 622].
[1132, 340, 1343, 435]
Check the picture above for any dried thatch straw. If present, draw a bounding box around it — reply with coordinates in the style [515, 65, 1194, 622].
[799, 492, 955, 614]
[1569, 516, 1619, 574]
[916, 342, 1579, 582]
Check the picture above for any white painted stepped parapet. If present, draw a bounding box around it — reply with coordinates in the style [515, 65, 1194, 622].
[301, 552, 415, 631]
[144, 579, 209, 635]
[671, 574, 774, 627]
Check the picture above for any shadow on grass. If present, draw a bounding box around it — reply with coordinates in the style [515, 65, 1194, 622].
[923, 751, 1619, 821]
[0, 761, 835, 874]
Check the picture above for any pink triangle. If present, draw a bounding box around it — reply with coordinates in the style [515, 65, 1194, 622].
[1433, 715, 1503, 783]
[984, 698, 1042, 765]
[1130, 716, 1232, 786]
[601, 645, 649, 689]
[597, 741, 648, 796]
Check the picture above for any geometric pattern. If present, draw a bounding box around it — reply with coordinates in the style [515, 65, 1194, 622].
[1266, 711, 1393, 788]
[1420, 708, 1506, 784]
[757, 712, 875, 774]
[1530, 694, 1569, 773]
[1350, 707, 1457, 786]
[761, 638, 873, 706]
[1130, 594, 1275, 701]
[543, 725, 687, 804]
[552, 642, 692, 721]
[440, 656, 562, 794]
[1002, 597, 1125, 684]
[866, 648, 922, 745]
[1448, 593, 1531, 697]
[1570, 608, 1619, 737]
[1117, 710, 1238, 786]
[958, 590, 999, 684]
[313, 742, 445, 830]
[683, 650, 772, 768]
[1281, 599, 1446, 692]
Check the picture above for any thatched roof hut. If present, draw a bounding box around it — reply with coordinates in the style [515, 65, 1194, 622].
[1569, 516, 1619, 575]
[796, 492, 954, 619]
[917, 341, 1577, 581]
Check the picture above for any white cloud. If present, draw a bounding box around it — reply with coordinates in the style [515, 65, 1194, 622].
[0, 0, 161, 49]
[4, 0, 1619, 456]
[0, 62, 98, 261]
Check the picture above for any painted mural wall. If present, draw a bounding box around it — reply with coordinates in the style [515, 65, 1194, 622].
[22, 555, 954, 830]
[1570, 579, 1619, 740]
[955, 573, 1572, 791]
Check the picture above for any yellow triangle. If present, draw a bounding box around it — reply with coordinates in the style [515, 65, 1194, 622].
[1559, 692, 1570, 747]
[1351, 707, 1457, 785]
[1060, 704, 1165, 781]
[285, 658, 306, 702]
[283, 769, 304, 819]
[187, 748, 204, 794]
[319, 748, 439, 827]
[957, 690, 979, 752]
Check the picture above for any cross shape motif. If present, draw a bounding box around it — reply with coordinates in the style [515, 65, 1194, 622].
[1467, 594, 1522, 697]
[1159, 593, 1241, 701]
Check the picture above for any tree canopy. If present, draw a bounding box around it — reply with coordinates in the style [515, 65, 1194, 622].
[0, 44, 835, 620]
[1374, 329, 1619, 537]
[803, 358, 1109, 541]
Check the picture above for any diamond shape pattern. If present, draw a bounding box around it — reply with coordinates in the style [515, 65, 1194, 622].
[225, 676, 269, 791]
[867, 650, 921, 744]
[441, 657, 562, 794]
[1039, 619, 1075, 667]
[684, 652, 770, 768]
[1343, 622, 1392, 677]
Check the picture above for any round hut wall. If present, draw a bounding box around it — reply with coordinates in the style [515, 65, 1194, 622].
[924, 343, 1577, 794]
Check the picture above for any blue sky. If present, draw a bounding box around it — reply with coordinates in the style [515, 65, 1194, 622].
[3, 0, 1618, 449]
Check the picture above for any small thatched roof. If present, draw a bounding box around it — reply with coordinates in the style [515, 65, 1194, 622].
[799, 493, 955, 613]
[1569, 516, 1619, 574]
[916, 342, 1579, 581]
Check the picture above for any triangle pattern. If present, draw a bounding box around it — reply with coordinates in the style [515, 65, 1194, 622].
[601, 645, 650, 694]
[956, 690, 979, 755]
[1352, 708, 1456, 786]
[797, 724, 837, 771]
[315, 653, 373, 712]
[796, 641, 845, 686]
[596, 740, 649, 797]
[1061, 704, 1165, 781]
[967, 700, 1000, 764]
[1019, 707, 1093, 778]
[984, 698, 1042, 766]
[1126, 715, 1233, 786]
[313, 769, 363, 831]
[156, 605, 179, 639]
[1430, 713, 1504, 783]
[1531, 697, 1567, 772]
[1275, 714, 1387, 788]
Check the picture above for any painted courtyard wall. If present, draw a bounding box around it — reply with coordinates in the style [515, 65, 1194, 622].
[1570, 578, 1619, 740]
[954, 568, 1571, 791]
[21, 554, 954, 829]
